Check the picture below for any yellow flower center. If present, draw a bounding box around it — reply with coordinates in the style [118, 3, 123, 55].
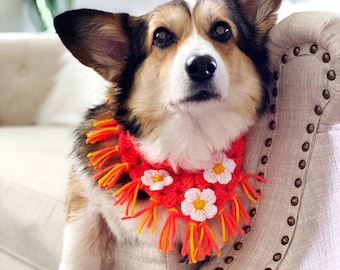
[153, 174, 164, 183]
[213, 162, 225, 174]
[193, 197, 207, 210]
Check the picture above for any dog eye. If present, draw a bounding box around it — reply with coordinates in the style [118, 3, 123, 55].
[209, 21, 232, 43]
[153, 27, 176, 48]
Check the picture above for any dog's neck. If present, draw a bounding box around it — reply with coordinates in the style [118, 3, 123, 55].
[85, 116, 265, 263]
[138, 105, 254, 172]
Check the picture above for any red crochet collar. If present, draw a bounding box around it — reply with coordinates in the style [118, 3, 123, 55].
[86, 118, 265, 263]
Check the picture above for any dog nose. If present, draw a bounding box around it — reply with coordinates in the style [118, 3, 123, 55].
[185, 55, 217, 82]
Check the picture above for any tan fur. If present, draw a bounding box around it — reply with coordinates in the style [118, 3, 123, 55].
[67, 15, 131, 82]
[194, 1, 262, 119]
[128, 4, 194, 137]
[66, 171, 88, 222]
[128, 0, 262, 139]
[239, 0, 282, 42]
[55, 1, 282, 268]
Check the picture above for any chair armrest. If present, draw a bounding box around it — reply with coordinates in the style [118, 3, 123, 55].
[201, 11, 340, 270]
[268, 11, 340, 132]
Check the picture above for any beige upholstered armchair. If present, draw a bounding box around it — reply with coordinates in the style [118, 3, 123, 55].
[0, 11, 339, 270]
[201, 11, 340, 270]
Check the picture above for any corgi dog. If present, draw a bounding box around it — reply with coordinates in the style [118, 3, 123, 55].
[54, 0, 281, 269]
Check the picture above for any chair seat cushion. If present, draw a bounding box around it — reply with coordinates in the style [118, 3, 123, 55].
[0, 126, 72, 269]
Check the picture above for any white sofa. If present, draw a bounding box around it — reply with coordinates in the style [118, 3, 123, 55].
[0, 11, 339, 270]
[0, 34, 71, 269]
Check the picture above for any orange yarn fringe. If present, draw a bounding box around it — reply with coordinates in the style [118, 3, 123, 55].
[86, 118, 266, 263]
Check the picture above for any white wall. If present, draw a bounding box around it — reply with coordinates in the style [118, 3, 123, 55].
[73, 0, 168, 15]
[0, 0, 36, 32]
[279, 0, 339, 21]
[0, 0, 168, 32]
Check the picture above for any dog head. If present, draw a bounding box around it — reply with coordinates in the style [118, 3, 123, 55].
[54, 0, 281, 171]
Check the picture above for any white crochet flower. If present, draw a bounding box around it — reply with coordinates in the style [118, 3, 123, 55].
[181, 188, 218, 222]
[203, 152, 236, 184]
[141, 169, 173, 191]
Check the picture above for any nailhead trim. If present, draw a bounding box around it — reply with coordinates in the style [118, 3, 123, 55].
[295, 178, 302, 188]
[258, 42, 334, 270]
[327, 70, 336, 80]
[293, 46, 300, 56]
[287, 216, 296, 226]
[224, 256, 234, 264]
[272, 87, 278, 97]
[273, 253, 282, 262]
[269, 121, 277, 130]
[310, 44, 318, 54]
[216, 44, 334, 270]
[265, 138, 273, 147]
[314, 105, 323, 115]
[233, 242, 243, 251]
[249, 208, 257, 217]
[243, 225, 251, 234]
[306, 124, 315, 133]
[322, 89, 330, 99]
[281, 236, 290, 245]
[302, 142, 310, 152]
[254, 70, 280, 270]
[261, 155, 269, 165]
[322, 53, 331, 63]
[291, 196, 299, 206]
[282, 54, 288, 63]
[270, 104, 277, 113]
[298, 160, 306, 169]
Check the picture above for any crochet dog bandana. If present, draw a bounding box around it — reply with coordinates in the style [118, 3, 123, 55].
[86, 118, 265, 263]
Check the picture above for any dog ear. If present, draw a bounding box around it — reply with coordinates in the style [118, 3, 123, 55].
[54, 9, 132, 82]
[238, 0, 282, 37]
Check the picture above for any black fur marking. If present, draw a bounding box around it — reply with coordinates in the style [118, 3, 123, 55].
[137, 190, 150, 200]
[225, 0, 272, 114]
[114, 14, 148, 136]
[179, 254, 189, 263]
[54, 9, 97, 48]
[73, 104, 108, 169]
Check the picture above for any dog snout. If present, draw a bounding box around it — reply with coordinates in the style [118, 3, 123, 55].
[185, 55, 217, 82]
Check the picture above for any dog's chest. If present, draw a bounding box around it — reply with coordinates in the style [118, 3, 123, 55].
[84, 120, 264, 263]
